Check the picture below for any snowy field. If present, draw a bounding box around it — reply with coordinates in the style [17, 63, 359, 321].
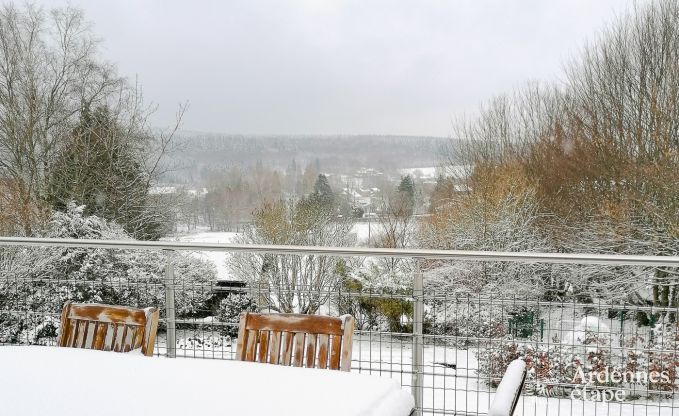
[167, 231, 240, 280]
[166, 225, 379, 280]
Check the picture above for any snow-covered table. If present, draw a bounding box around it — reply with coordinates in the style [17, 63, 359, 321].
[0, 346, 414, 416]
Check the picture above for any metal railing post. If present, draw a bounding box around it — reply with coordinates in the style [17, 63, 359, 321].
[164, 249, 177, 358]
[412, 258, 424, 415]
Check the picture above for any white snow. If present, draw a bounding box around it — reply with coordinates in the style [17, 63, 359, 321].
[579, 316, 611, 333]
[170, 231, 240, 281]
[155, 333, 679, 416]
[351, 222, 382, 244]
[399, 166, 440, 179]
[488, 359, 526, 416]
[0, 346, 414, 416]
[169, 226, 378, 278]
[562, 316, 612, 346]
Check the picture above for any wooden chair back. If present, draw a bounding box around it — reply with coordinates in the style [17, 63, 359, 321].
[236, 312, 354, 371]
[57, 301, 159, 356]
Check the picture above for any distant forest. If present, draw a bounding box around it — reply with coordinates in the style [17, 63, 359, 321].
[162, 133, 452, 183]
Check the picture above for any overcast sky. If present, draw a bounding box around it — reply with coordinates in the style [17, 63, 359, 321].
[36, 0, 642, 137]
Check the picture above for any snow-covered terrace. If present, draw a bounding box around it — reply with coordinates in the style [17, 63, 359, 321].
[0, 236, 678, 416]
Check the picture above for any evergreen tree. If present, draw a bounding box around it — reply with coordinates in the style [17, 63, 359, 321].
[310, 174, 335, 210]
[397, 175, 415, 215]
[46, 106, 166, 240]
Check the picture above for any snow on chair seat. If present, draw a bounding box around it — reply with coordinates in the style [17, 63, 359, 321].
[57, 301, 159, 356]
[487, 359, 527, 416]
[236, 312, 355, 371]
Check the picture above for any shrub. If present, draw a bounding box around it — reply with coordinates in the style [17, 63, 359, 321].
[336, 277, 413, 332]
[475, 318, 679, 398]
[216, 293, 257, 336]
[429, 301, 507, 347]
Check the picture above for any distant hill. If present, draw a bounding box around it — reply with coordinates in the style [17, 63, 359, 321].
[162, 132, 455, 183]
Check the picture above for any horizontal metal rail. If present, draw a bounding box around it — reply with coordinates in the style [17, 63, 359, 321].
[0, 236, 678, 266]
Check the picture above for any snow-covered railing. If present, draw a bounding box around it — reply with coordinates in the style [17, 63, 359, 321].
[0, 236, 677, 266]
[1, 236, 679, 416]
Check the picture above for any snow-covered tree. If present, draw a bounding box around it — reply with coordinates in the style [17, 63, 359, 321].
[0, 4, 184, 237]
[560, 215, 679, 304]
[420, 164, 552, 298]
[46, 106, 169, 240]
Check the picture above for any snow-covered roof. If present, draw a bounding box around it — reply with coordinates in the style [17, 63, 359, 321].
[149, 186, 177, 195]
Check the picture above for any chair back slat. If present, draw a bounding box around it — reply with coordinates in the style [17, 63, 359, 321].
[236, 312, 354, 372]
[76, 320, 88, 348]
[92, 323, 107, 350]
[329, 334, 342, 370]
[84, 322, 96, 348]
[132, 325, 144, 350]
[57, 302, 159, 356]
[123, 326, 136, 352]
[110, 324, 120, 351]
[305, 333, 317, 368]
[103, 324, 115, 351]
[245, 330, 258, 361]
[268, 331, 282, 364]
[317, 334, 329, 369]
[257, 331, 269, 363]
[113, 325, 127, 352]
[292, 332, 305, 367]
[281, 332, 294, 365]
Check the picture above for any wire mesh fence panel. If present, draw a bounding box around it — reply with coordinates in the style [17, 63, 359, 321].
[1, 243, 678, 416]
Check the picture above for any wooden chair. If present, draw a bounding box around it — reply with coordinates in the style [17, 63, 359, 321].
[236, 312, 355, 371]
[487, 359, 527, 416]
[57, 301, 159, 356]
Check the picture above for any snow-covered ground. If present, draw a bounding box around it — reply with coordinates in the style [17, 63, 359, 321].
[166, 226, 378, 280]
[165, 231, 240, 280]
[351, 221, 382, 245]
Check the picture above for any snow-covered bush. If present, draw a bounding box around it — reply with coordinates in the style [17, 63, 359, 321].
[335, 276, 414, 332]
[475, 315, 679, 398]
[643, 319, 679, 395]
[429, 301, 507, 347]
[0, 203, 217, 344]
[0, 312, 59, 345]
[476, 337, 608, 396]
[216, 293, 257, 336]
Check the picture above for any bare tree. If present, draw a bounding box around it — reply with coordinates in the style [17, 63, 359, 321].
[0, 4, 123, 233]
[436, 0, 679, 303]
[420, 164, 553, 298]
[370, 176, 418, 284]
[229, 199, 355, 314]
